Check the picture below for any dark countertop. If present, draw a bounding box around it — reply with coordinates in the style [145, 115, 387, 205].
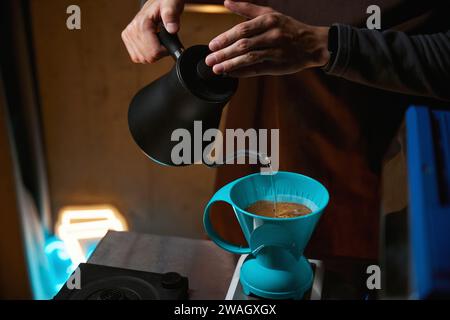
[88, 231, 238, 300]
[89, 231, 377, 300]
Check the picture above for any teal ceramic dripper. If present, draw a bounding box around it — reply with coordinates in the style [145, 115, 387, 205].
[203, 171, 329, 299]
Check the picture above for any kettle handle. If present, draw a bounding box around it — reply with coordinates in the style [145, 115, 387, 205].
[157, 24, 184, 60]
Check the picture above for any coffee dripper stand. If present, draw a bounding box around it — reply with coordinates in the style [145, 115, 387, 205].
[226, 256, 324, 300]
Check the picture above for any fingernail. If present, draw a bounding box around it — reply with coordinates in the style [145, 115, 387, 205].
[205, 54, 216, 66]
[213, 64, 224, 74]
[165, 23, 178, 33]
[209, 40, 219, 51]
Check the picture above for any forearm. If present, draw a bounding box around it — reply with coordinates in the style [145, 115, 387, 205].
[324, 24, 450, 101]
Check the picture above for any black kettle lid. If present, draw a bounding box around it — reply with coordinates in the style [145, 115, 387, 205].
[158, 26, 238, 103]
[177, 45, 238, 103]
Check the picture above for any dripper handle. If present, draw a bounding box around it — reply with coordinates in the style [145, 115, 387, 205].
[157, 24, 184, 60]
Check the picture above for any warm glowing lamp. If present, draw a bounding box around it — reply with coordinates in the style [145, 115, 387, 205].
[55, 205, 128, 266]
[185, 4, 231, 14]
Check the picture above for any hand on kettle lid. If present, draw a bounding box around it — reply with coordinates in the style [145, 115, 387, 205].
[157, 23, 238, 102]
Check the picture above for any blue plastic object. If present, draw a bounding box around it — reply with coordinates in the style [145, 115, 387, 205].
[203, 171, 329, 299]
[406, 106, 450, 299]
[44, 236, 75, 294]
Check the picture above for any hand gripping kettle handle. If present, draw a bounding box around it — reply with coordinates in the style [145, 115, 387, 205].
[157, 24, 184, 60]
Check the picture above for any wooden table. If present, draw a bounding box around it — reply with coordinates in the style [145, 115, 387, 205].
[88, 231, 238, 300]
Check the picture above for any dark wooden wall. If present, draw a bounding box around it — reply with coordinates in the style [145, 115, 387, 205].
[0, 84, 31, 299]
[29, 0, 242, 238]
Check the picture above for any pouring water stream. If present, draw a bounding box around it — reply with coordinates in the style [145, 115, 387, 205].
[205, 150, 279, 214]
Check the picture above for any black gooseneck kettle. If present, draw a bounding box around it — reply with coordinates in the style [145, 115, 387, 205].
[128, 26, 238, 166]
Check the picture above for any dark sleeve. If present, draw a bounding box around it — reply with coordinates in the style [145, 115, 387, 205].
[323, 24, 450, 101]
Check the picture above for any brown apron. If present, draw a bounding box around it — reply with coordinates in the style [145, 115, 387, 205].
[209, 0, 442, 259]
